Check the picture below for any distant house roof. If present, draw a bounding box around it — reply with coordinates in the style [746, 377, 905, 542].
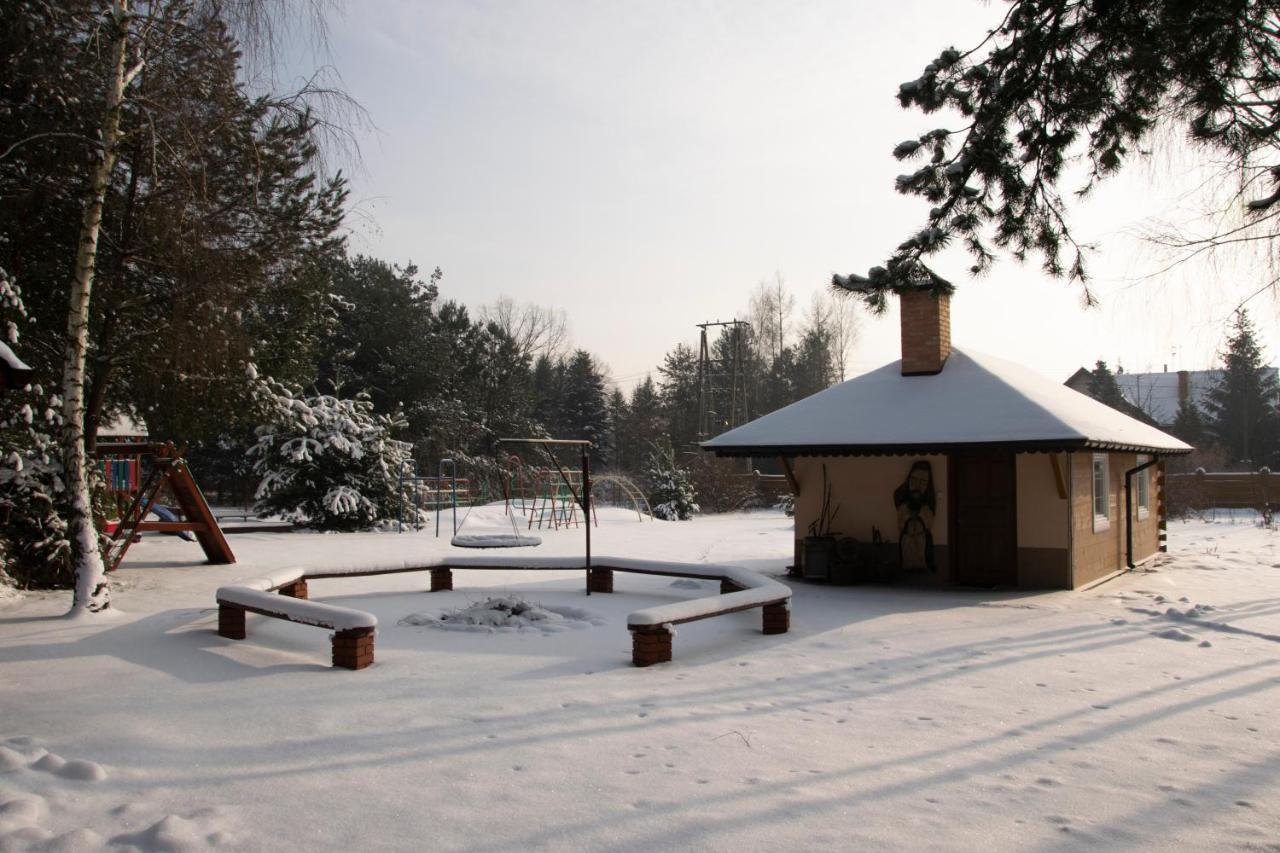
[97, 412, 149, 440]
[0, 341, 34, 391]
[1112, 368, 1280, 426]
[703, 348, 1192, 457]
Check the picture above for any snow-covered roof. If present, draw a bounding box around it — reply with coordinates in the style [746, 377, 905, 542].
[704, 348, 1192, 456]
[97, 412, 149, 439]
[1114, 368, 1279, 426]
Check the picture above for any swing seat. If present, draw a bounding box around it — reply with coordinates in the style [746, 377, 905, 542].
[450, 533, 542, 549]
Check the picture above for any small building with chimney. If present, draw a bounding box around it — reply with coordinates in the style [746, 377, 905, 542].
[703, 288, 1193, 590]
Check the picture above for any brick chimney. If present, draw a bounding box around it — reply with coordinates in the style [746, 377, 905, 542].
[899, 288, 952, 375]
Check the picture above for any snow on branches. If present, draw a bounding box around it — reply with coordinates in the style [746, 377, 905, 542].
[835, 0, 1280, 310]
[0, 268, 72, 588]
[644, 440, 698, 521]
[249, 375, 411, 531]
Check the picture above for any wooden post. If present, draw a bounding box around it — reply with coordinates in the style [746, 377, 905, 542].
[278, 579, 308, 599]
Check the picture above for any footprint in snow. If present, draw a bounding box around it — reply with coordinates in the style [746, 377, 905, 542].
[1153, 628, 1196, 642]
[0, 794, 49, 833]
[31, 753, 107, 782]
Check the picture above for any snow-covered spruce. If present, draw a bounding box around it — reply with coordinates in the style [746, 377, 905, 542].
[0, 268, 74, 589]
[249, 378, 411, 531]
[643, 440, 698, 521]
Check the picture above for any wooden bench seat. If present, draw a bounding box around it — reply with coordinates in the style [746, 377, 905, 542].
[215, 555, 792, 669]
[215, 586, 377, 670]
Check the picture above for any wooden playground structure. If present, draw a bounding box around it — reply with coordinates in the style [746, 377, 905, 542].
[97, 441, 235, 572]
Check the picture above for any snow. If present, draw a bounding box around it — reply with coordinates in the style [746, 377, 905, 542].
[0, 341, 31, 374]
[400, 596, 606, 634]
[450, 533, 542, 548]
[2, 507, 1279, 850]
[214, 587, 377, 631]
[703, 348, 1193, 454]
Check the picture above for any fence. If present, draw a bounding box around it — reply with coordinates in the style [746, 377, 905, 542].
[1165, 469, 1274, 522]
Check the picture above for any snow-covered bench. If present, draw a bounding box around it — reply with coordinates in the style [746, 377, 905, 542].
[215, 585, 377, 670]
[215, 556, 790, 668]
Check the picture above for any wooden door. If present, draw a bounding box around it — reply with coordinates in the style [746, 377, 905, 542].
[951, 452, 1017, 586]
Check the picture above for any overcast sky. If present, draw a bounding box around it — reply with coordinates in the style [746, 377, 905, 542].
[299, 0, 1280, 389]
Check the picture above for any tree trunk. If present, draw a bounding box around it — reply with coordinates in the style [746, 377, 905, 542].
[65, 1, 132, 613]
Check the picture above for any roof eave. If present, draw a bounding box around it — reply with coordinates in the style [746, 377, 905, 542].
[702, 438, 1192, 458]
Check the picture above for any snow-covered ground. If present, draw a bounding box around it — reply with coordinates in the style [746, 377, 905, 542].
[1, 507, 1278, 851]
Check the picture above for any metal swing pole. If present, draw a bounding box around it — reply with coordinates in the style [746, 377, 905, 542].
[582, 445, 592, 594]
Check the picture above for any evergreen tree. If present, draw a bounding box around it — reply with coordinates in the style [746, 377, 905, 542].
[558, 350, 609, 446]
[644, 440, 698, 521]
[657, 343, 700, 448]
[605, 388, 629, 471]
[1204, 310, 1280, 465]
[249, 378, 411, 531]
[1086, 361, 1128, 410]
[833, 0, 1280, 310]
[626, 376, 667, 470]
[1170, 397, 1208, 448]
[0, 267, 72, 588]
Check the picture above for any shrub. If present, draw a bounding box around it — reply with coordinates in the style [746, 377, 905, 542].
[249, 379, 411, 530]
[644, 440, 698, 520]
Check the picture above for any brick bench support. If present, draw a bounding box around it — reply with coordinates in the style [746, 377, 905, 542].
[631, 626, 673, 667]
[332, 627, 376, 670]
[762, 602, 789, 635]
[218, 603, 246, 640]
[587, 567, 613, 593]
[430, 568, 453, 592]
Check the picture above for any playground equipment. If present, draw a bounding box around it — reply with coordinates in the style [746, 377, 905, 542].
[589, 474, 654, 521]
[497, 438, 597, 589]
[528, 465, 592, 530]
[397, 459, 470, 535]
[97, 442, 234, 572]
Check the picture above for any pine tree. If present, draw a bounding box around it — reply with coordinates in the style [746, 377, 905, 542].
[0, 267, 72, 588]
[605, 388, 629, 471]
[626, 376, 667, 471]
[657, 343, 699, 448]
[644, 440, 698, 521]
[833, 0, 1280, 310]
[249, 378, 411, 531]
[558, 350, 609, 446]
[1204, 310, 1280, 466]
[1086, 361, 1127, 410]
[1170, 397, 1208, 449]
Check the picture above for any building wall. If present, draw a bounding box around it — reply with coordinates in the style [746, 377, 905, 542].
[791, 450, 1161, 589]
[792, 455, 949, 571]
[1069, 451, 1163, 587]
[1014, 453, 1071, 588]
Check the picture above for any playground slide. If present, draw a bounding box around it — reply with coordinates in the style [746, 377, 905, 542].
[150, 505, 197, 542]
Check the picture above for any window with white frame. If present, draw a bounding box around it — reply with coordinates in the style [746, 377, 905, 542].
[1136, 455, 1150, 518]
[1092, 454, 1109, 531]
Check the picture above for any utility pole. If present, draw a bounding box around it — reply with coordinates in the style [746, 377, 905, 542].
[696, 319, 751, 440]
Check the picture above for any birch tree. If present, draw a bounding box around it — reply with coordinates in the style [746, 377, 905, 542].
[64, 1, 142, 612]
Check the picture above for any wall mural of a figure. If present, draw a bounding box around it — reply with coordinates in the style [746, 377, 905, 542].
[893, 460, 936, 572]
